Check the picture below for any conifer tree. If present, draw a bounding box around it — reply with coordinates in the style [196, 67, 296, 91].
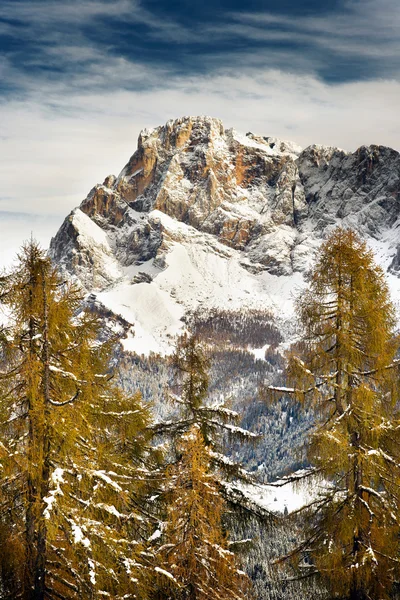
[152, 425, 251, 600]
[149, 333, 262, 599]
[0, 241, 155, 599]
[157, 331, 258, 479]
[270, 228, 400, 600]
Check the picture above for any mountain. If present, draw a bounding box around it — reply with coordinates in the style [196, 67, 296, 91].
[48, 116, 400, 600]
[50, 115, 400, 355]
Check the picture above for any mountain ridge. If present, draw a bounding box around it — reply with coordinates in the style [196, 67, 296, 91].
[50, 115, 400, 355]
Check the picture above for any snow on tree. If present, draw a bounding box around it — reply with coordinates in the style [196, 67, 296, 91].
[147, 332, 270, 598]
[151, 425, 251, 600]
[0, 241, 156, 599]
[150, 331, 271, 528]
[270, 228, 400, 600]
[153, 332, 259, 478]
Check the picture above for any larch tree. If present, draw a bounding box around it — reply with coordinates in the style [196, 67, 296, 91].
[158, 331, 259, 478]
[152, 331, 267, 517]
[0, 241, 155, 600]
[270, 228, 400, 600]
[152, 425, 251, 600]
[149, 332, 261, 599]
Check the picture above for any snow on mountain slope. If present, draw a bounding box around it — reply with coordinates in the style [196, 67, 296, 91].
[50, 116, 400, 355]
[233, 475, 318, 515]
[92, 210, 305, 355]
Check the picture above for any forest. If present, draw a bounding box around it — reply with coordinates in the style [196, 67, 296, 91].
[1, 227, 400, 600]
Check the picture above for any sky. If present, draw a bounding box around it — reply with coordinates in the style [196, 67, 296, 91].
[1, 0, 400, 266]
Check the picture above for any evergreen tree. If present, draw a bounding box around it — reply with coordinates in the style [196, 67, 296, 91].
[156, 331, 258, 480]
[149, 333, 263, 599]
[270, 228, 400, 599]
[152, 425, 251, 600]
[0, 241, 154, 599]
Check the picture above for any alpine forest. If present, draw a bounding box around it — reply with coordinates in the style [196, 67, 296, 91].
[1, 227, 400, 600]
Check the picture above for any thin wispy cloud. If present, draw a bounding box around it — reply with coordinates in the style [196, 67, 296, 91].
[228, 0, 400, 73]
[1, 0, 399, 102]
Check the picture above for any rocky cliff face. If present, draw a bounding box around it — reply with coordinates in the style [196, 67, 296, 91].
[50, 116, 400, 353]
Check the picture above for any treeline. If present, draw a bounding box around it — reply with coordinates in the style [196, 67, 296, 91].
[192, 308, 283, 347]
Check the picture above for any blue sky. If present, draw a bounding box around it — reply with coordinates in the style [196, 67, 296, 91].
[1, 0, 400, 263]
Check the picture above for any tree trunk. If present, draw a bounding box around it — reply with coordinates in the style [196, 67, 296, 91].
[33, 270, 51, 599]
[349, 584, 367, 600]
[25, 250, 38, 599]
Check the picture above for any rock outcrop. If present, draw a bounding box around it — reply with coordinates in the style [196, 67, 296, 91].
[50, 116, 400, 336]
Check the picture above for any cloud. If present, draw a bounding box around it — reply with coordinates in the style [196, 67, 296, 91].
[0, 0, 196, 53]
[1, 0, 399, 260]
[3, 0, 399, 92]
[227, 0, 400, 72]
[1, 0, 133, 25]
[1, 66, 399, 217]
[0, 212, 63, 268]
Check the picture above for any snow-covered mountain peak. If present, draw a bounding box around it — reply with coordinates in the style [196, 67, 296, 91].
[50, 116, 400, 355]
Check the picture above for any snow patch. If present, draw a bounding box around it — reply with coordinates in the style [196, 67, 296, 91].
[234, 475, 319, 514]
[43, 467, 64, 519]
[71, 209, 122, 285]
[155, 567, 177, 582]
[71, 523, 91, 548]
[248, 344, 270, 361]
